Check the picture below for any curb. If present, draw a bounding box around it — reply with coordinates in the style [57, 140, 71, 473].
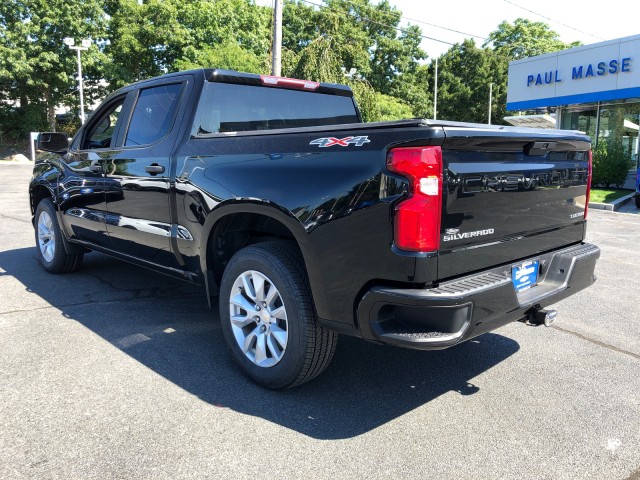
[0, 153, 32, 165]
[0, 160, 32, 165]
[589, 192, 635, 211]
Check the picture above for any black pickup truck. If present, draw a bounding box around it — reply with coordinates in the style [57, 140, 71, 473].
[31, 69, 600, 388]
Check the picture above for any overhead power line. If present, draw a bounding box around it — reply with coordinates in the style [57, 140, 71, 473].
[297, 0, 456, 46]
[331, 0, 486, 40]
[502, 0, 605, 40]
[400, 16, 486, 40]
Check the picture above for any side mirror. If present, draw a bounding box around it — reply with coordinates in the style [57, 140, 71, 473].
[37, 132, 69, 153]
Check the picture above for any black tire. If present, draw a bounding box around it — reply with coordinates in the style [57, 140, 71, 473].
[635, 195, 640, 209]
[219, 241, 337, 389]
[34, 198, 84, 273]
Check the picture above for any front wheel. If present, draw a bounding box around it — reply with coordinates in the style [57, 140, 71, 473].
[219, 242, 337, 389]
[34, 198, 83, 273]
[635, 195, 640, 209]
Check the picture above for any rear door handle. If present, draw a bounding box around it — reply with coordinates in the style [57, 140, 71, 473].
[145, 164, 165, 175]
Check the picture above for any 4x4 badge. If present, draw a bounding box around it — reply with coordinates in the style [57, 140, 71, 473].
[310, 136, 370, 147]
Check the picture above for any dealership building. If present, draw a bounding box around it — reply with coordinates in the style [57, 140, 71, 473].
[506, 34, 639, 166]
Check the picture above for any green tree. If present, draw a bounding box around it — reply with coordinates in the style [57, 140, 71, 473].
[484, 18, 581, 60]
[368, 23, 424, 95]
[280, 0, 426, 121]
[592, 140, 633, 187]
[282, 0, 318, 51]
[288, 35, 341, 83]
[175, 42, 268, 74]
[177, 0, 271, 59]
[284, 34, 382, 121]
[390, 63, 432, 119]
[284, 0, 372, 80]
[435, 39, 507, 124]
[368, 92, 413, 122]
[283, 0, 425, 99]
[105, 0, 191, 87]
[434, 19, 582, 124]
[0, 0, 108, 136]
[106, 0, 271, 88]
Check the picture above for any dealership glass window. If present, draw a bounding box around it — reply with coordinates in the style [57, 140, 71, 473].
[559, 107, 598, 138]
[596, 102, 640, 164]
[560, 100, 640, 166]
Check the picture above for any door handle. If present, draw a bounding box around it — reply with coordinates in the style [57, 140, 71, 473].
[145, 164, 165, 175]
[89, 164, 103, 173]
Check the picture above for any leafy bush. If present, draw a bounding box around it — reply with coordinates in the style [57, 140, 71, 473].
[591, 141, 633, 188]
[368, 93, 414, 122]
[0, 105, 47, 144]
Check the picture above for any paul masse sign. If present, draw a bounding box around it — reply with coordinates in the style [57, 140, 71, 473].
[506, 35, 640, 110]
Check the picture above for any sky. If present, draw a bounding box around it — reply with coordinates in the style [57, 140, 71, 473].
[258, 0, 639, 59]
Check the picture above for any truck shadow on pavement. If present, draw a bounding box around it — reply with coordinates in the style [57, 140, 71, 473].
[1, 247, 520, 440]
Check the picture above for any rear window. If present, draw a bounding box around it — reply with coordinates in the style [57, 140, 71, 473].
[126, 83, 182, 146]
[198, 82, 359, 134]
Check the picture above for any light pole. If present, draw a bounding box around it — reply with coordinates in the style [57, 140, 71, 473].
[433, 57, 438, 120]
[488, 82, 493, 125]
[63, 37, 91, 124]
[271, 0, 283, 76]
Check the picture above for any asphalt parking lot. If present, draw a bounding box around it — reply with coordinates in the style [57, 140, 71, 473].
[1, 162, 639, 479]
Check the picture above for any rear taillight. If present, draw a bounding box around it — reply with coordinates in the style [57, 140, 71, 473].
[387, 146, 443, 252]
[585, 149, 592, 219]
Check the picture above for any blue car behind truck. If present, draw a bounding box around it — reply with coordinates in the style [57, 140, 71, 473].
[636, 157, 640, 208]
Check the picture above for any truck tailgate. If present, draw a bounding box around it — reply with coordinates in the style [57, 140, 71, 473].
[438, 127, 591, 279]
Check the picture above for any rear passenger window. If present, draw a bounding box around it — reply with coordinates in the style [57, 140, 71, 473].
[198, 82, 359, 134]
[125, 83, 182, 146]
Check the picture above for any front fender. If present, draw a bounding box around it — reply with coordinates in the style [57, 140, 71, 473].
[29, 158, 63, 211]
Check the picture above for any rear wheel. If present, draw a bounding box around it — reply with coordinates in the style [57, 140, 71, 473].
[635, 195, 640, 209]
[219, 241, 337, 389]
[34, 198, 83, 273]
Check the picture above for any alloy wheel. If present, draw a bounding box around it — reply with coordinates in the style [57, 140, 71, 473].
[228, 270, 288, 367]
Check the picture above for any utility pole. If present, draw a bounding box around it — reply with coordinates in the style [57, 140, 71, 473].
[271, 0, 283, 76]
[433, 57, 438, 120]
[488, 82, 493, 125]
[63, 37, 91, 124]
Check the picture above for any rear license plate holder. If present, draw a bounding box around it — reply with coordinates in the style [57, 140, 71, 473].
[512, 260, 540, 292]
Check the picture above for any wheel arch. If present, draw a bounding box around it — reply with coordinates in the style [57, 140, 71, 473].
[200, 201, 327, 315]
[30, 183, 56, 217]
[31, 184, 84, 255]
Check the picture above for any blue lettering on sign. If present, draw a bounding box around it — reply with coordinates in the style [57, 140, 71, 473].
[572, 66, 583, 79]
[526, 70, 562, 86]
[528, 57, 632, 87]
[585, 64, 594, 77]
